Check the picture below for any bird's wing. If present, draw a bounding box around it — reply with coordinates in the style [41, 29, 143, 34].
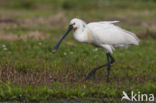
[87, 22, 139, 47]
[95, 20, 120, 24]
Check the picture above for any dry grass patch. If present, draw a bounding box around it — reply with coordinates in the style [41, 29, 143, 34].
[0, 31, 50, 40]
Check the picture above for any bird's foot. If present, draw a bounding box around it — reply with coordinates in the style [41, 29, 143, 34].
[106, 78, 109, 83]
[52, 49, 57, 53]
[84, 70, 96, 81]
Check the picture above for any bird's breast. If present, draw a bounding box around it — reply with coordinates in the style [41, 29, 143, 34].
[73, 30, 89, 43]
[87, 30, 92, 43]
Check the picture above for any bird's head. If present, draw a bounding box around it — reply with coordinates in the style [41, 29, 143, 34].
[52, 18, 86, 53]
[69, 18, 86, 32]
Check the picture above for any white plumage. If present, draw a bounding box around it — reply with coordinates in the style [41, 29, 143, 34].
[70, 18, 139, 53]
[53, 18, 140, 82]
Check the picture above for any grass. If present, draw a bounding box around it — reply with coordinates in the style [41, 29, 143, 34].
[0, 0, 156, 102]
[0, 38, 156, 102]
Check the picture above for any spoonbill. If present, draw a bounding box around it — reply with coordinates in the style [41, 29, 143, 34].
[52, 18, 139, 82]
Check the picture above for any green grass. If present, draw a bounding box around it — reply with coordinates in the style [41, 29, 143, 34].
[2, 0, 156, 10]
[0, 0, 156, 102]
[0, 38, 156, 102]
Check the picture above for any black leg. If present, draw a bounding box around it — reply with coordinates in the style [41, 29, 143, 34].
[107, 53, 115, 64]
[84, 53, 115, 81]
[106, 53, 111, 82]
[84, 63, 108, 81]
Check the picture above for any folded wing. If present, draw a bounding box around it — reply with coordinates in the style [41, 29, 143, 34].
[87, 21, 139, 48]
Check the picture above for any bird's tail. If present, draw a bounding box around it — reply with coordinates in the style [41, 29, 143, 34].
[123, 29, 140, 45]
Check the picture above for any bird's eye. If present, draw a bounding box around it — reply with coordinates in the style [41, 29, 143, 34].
[73, 23, 75, 25]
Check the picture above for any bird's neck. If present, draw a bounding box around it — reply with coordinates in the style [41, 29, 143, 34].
[73, 27, 88, 43]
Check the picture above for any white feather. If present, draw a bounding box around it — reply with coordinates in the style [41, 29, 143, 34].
[94, 20, 120, 24]
[70, 18, 139, 53]
[87, 22, 139, 53]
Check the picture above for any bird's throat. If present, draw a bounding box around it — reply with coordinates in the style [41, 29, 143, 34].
[73, 27, 77, 31]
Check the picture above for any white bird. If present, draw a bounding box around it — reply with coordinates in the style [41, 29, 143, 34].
[52, 18, 139, 82]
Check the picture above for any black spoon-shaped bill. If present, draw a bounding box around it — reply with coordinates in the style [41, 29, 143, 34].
[52, 25, 73, 53]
